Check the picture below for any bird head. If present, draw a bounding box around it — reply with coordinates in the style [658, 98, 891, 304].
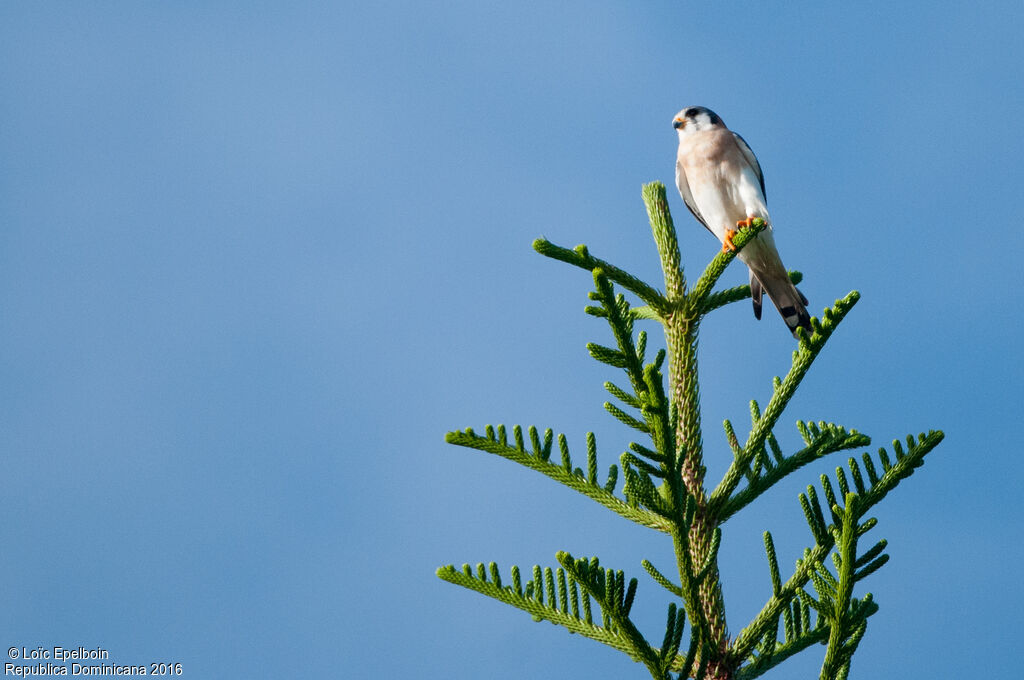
[672, 106, 724, 138]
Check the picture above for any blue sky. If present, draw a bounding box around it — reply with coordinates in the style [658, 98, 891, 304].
[1, 2, 1021, 678]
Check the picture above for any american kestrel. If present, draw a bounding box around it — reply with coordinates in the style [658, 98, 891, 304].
[673, 106, 811, 336]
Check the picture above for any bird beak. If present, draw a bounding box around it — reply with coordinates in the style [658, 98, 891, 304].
[673, 118, 685, 130]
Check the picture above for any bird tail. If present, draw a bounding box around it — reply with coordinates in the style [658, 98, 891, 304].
[753, 267, 811, 337]
[741, 236, 811, 337]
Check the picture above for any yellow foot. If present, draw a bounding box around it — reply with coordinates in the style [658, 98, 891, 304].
[723, 217, 760, 251]
[722, 228, 737, 252]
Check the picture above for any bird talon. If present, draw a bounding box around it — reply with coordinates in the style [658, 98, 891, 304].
[725, 217, 760, 250]
[722, 229, 738, 252]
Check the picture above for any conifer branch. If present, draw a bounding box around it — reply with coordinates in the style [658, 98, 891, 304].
[629, 305, 662, 320]
[533, 238, 668, 314]
[642, 559, 683, 598]
[445, 427, 672, 532]
[713, 423, 871, 521]
[668, 505, 718, 669]
[820, 494, 870, 679]
[853, 431, 944, 511]
[557, 552, 662, 675]
[657, 603, 690, 677]
[436, 561, 643, 660]
[732, 431, 942, 665]
[641, 182, 686, 311]
[590, 269, 647, 393]
[709, 291, 862, 512]
[734, 625, 831, 680]
[730, 541, 832, 663]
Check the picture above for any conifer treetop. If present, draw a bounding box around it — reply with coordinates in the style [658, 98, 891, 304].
[439, 181, 943, 680]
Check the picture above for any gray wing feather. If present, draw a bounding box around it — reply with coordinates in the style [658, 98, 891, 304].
[675, 160, 715, 237]
[749, 269, 763, 320]
[731, 132, 766, 201]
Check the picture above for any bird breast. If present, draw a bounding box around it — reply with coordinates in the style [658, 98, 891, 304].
[679, 130, 767, 231]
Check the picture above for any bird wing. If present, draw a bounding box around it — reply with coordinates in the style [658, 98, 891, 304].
[731, 132, 766, 202]
[749, 269, 763, 320]
[674, 158, 714, 237]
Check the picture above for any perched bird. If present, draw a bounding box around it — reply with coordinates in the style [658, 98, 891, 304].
[673, 106, 811, 336]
